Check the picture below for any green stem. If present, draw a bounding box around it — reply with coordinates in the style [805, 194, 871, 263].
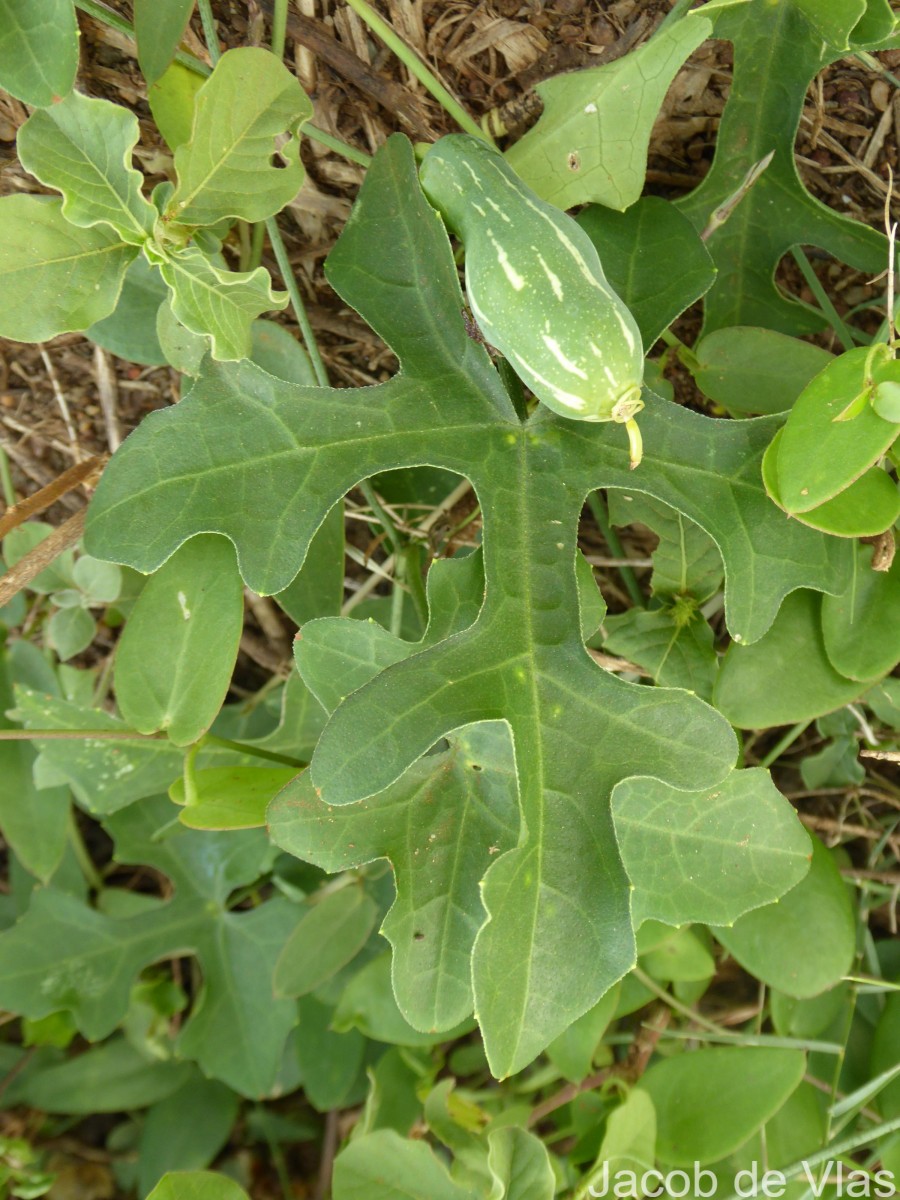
[631, 967, 723, 1034]
[757, 719, 811, 769]
[658, 327, 700, 373]
[248, 220, 267, 272]
[586, 492, 646, 610]
[68, 812, 103, 891]
[344, 0, 491, 144]
[303, 123, 372, 167]
[202, 734, 307, 769]
[791, 247, 859, 353]
[266, 217, 329, 388]
[271, 0, 289, 60]
[196, 0, 221, 64]
[0, 726, 306, 768]
[182, 743, 200, 806]
[0, 442, 15, 508]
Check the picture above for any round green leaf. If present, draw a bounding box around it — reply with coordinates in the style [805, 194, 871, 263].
[638, 1046, 806, 1166]
[763, 429, 900, 537]
[714, 590, 872, 728]
[713, 838, 855, 998]
[694, 327, 832, 415]
[169, 766, 299, 829]
[821, 544, 900, 680]
[273, 886, 378, 999]
[872, 379, 900, 422]
[776, 346, 899, 512]
[113, 535, 243, 746]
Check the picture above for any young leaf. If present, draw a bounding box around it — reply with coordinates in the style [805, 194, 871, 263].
[713, 837, 856, 997]
[17, 91, 157, 244]
[603, 607, 718, 697]
[113, 535, 243, 747]
[612, 768, 811, 926]
[86, 135, 855, 1076]
[169, 766, 299, 829]
[0, 196, 135, 342]
[167, 46, 312, 227]
[607, 492, 723, 603]
[487, 1127, 555, 1200]
[0, 0, 78, 108]
[505, 11, 711, 211]
[160, 248, 288, 361]
[135, 0, 195, 85]
[677, 0, 887, 333]
[0, 799, 298, 1096]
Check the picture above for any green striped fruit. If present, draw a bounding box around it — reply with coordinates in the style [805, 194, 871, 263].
[419, 134, 645, 464]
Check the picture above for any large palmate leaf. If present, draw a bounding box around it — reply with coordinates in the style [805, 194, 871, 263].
[167, 47, 312, 227]
[270, 555, 519, 1034]
[0, 0, 78, 107]
[505, 7, 712, 212]
[677, 0, 887, 333]
[17, 90, 157, 245]
[0, 798, 297, 1096]
[87, 136, 851, 1076]
[0, 196, 135, 342]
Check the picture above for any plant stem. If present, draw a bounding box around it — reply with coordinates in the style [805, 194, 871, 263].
[68, 812, 103, 891]
[196, 0, 221, 63]
[271, 0, 289, 59]
[266, 218, 329, 387]
[791, 247, 859, 352]
[344, 0, 491, 144]
[631, 967, 724, 1034]
[757, 719, 811, 769]
[248, 220, 267, 272]
[0, 442, 15, 509]
[0, 727, 306, 768]
[202, 734, 307, 769]
[586, 492, 646, 609]
[303, 124, 372, 167]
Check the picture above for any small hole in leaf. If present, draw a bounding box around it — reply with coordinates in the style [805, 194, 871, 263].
[269, 154, 288, 170]
[413, 931, 425, 941]
[471, 763, 482, 771]
[567, 151, 581, 171]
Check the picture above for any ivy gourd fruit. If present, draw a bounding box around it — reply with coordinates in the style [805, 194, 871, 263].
[419, 134, 646, 465]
